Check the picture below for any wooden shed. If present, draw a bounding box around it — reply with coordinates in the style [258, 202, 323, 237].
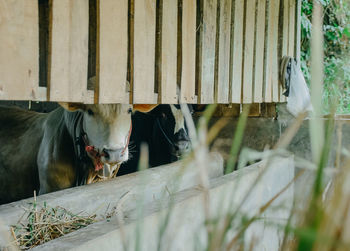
[0, 0, 300, 104]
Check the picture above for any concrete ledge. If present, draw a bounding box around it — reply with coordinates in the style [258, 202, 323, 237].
[0, 152, 223, 234]
[33, 156, 294, 251]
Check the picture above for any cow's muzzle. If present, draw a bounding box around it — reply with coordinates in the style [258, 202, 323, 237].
[102, 148, 128, 164]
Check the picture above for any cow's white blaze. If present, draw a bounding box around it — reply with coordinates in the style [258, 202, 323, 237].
[82, 104, 132, 163]
[170, 105, 185, 134]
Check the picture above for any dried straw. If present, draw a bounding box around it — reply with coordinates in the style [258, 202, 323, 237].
[10, 194, 96, 250]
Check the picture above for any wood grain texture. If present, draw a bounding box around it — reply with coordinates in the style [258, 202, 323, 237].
[264, 0, 280, 102]
[99, 0, 129, 103]
[253, 0, 266, 103]
[133, 0, 157, 104]
[242, 0, 256, 103]
[280, 0, 290, 102]
[161, 0, 178, 104]
[0, 0, 40, 101]
[50, 0, 89, 102]
[180, 0, 197, 103]
[217, 0, 232, 103]
[295, 0, 301, 62]
[231, 0, 244, 103]
[198, 0, 217, 104]
[288, 0, 295, 57]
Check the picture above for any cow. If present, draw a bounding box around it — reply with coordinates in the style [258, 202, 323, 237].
[0, 103, 156, 204]
[118, 105, 192, 176]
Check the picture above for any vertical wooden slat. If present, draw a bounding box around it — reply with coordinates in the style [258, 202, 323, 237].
[198, 0, 217, 104]
[231, 0, 244, 104]
[161, 0, 178, 104]
[280, 0, 290, 102]
[288, 0, 295, 57]
[264, 0, 280, 102]
[50, 0, 89, 102]
[94, 0, 100, 104]
[217, 0, 232, 103]
[99, 0, 129, 103]
[295, 0, 301, 62]
[0, 0, 40, 101]
[180, 0, 197, 103]
[253, 0, 266, 103]
[242, 0, 256, 103]
[133, 0, 157, 104]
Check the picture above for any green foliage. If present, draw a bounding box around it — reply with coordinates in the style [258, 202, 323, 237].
[301, 0, 350, 114]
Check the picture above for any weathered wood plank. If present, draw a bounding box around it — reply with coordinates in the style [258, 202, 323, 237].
[198, 0, 217, 104]
[295, 0, 301, 63]
[231, 0, 244, 103]
[161, 0, 178, 104]
[133, 0, 157, 104]
[264, 0, 280, 102]
[280, 0, 290, 102]
[49, 0, 89, 102]
[217, 0, 232, 103]
[253, 0, 266, 103]
[99, 0, 129, 103]
[288, 0, 296, 57]
[0, 0, 40, 101]
[242, 0, 256, 103]
[180, 0, 197, 103]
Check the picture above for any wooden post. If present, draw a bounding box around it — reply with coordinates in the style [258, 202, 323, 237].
[49, 0, 89, 102]
[99, 0, 129, 103]
[0, 0, 40, 101]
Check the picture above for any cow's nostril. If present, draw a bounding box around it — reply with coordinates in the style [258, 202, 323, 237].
[102, 149, 110, 159]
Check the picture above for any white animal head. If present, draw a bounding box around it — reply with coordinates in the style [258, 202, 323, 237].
[60, 103, 157, 165]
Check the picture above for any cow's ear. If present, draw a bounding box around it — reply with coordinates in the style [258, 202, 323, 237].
[59, 102, 86, 111]
[133, 104, 158, 113]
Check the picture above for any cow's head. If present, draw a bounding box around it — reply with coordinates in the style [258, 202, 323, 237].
[149, 105, 192, 165]
[60, 103, 157, 166]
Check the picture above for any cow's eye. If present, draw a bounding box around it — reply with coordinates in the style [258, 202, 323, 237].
[127, 108, 132, 114]
[87, 109, 94, 116]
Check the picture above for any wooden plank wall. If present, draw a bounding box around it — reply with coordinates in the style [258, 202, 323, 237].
[0, 0, 41, 101]
[0, 0, 300, 105]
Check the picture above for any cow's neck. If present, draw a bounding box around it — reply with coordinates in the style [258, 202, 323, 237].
[63, 109, 84, 140]
[62, 108, 92, 185]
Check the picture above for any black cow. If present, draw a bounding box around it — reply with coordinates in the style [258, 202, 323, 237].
[118, 105, 192, 175]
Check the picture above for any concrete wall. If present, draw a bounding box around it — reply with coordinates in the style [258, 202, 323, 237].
[210, 105, 350, 167]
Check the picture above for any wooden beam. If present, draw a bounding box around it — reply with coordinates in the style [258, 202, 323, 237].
[231, 0, 244, 104]
[99, 0, 129, 103]
[0, 0, 40, 101]
[253, 0, 266, 103]
[198, 0, 217, 104]
[217, 0, 232, 103]
[180, 0, 197, 103]
[280, 0, 290, 103]
[49, 0, 89, 102]
[264, 0, 280, 102]
[242, 0, 256, 104]
[133, 0, 157, 104]
[161, 0, 178, 104]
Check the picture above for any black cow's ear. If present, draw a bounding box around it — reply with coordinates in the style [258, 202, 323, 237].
[59, 102, 86, 111]
[133, 104, 158, 113]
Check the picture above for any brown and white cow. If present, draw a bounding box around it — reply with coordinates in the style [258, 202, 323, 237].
[0, 103, 156, 204]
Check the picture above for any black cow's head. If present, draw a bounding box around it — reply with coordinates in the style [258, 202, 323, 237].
[149, 104, 192, 166]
